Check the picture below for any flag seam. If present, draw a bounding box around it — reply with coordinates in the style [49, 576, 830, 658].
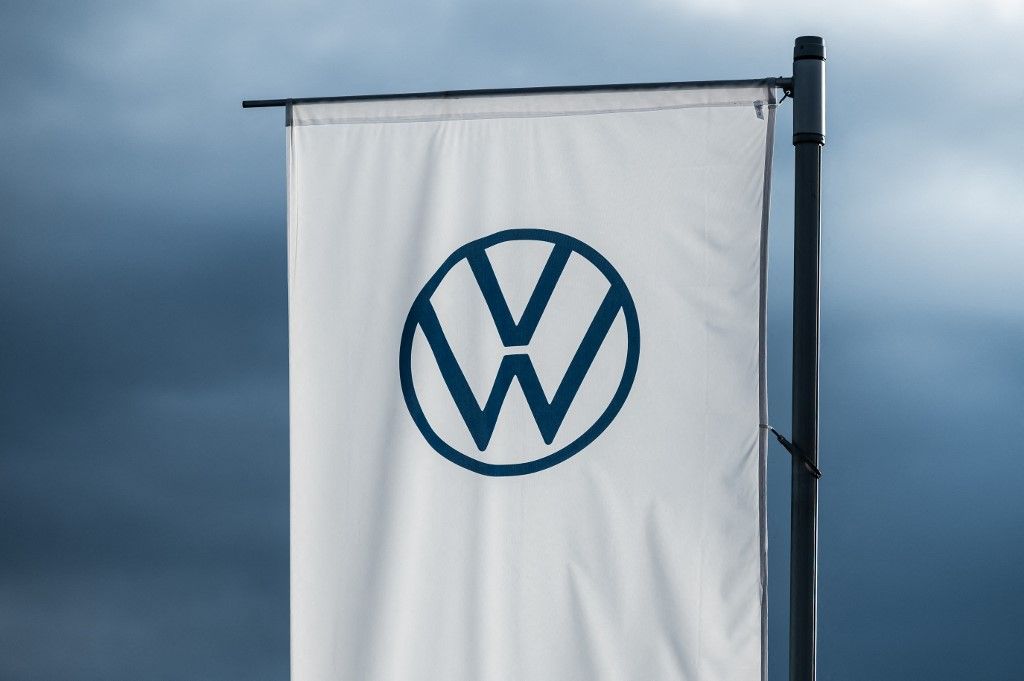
[291, 100, 778, 127]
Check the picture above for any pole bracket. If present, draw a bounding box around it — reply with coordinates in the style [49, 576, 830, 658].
[761, 425, 822, 479]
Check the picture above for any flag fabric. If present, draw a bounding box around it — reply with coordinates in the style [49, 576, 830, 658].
[286, 83, 775, 681]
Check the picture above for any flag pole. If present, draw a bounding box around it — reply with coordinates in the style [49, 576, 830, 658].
[790, 35, 826, 681]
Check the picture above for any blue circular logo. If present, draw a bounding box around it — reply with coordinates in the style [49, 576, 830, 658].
[399, 229, 640, 476]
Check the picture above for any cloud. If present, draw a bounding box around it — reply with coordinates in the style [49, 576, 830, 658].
[1, 1, 1021, 679]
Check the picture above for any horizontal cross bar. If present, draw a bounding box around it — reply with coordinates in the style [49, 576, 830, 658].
[242, 77, 791, 108]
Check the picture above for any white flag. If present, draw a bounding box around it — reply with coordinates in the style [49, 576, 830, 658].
[287, 83, 774, 681]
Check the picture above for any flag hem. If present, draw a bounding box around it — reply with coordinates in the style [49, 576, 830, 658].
[757, 84, 777, 681]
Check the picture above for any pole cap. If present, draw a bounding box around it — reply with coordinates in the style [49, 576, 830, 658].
[794, 36, 825, 61]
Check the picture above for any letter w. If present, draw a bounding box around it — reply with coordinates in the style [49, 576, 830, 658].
[415, 245, 623, 450]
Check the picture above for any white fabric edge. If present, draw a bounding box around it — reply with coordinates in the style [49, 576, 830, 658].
[758, 87, 776, 681]
[290, 85, 777, 126]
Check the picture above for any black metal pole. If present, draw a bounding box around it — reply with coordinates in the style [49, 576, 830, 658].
[241, 77, 788, 109]
[790, 35, 825, 681]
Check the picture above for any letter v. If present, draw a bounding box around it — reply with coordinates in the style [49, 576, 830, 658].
[465, 244, 572, 347]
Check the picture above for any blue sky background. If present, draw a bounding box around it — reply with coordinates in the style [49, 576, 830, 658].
[2, 2, 1022, 679]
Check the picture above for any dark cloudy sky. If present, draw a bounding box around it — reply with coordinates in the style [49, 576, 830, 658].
[2, 2, 1022, 679]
